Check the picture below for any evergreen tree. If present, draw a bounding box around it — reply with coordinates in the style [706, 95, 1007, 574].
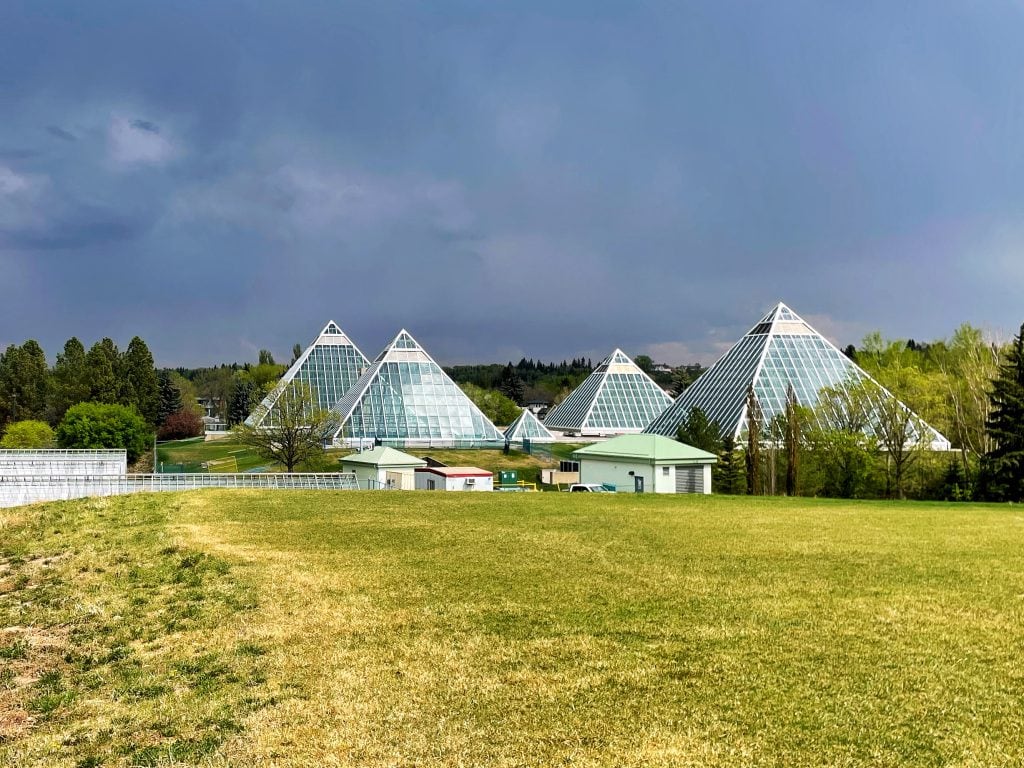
[498, 364, 525, 405]
[983, 323, 1024, 501]
[941, 455, 968, 501]
[122, 337, 160, 424]
[86, 338, 121, 403]
[228, 374, 258, 425]
[0, 341, 49, 426]
[676, 407, 723, 454]
[715, 435, 745, 494]
[157, 370, 184, 425]
[50, 337, 90, 423]
[258, 349, 276, 366]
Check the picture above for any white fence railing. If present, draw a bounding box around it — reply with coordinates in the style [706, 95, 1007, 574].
[0, 449, 128, 478]
[0, 472, 359, 508]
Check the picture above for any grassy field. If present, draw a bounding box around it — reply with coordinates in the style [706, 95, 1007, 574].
[3, 492, 1023, 766]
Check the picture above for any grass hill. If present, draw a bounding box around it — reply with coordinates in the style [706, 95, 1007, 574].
[2, 492, 1023, 766]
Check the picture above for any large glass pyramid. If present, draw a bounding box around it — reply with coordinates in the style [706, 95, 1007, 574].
[544, 349, 674, 436]
[246, 321, 368, 428]
[644, 302, 950, 448]
[329, 329, 504, 445]
[504, 408, 556, 443]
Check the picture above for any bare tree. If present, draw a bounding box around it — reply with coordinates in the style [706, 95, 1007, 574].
[745, 386, 763, 495]
[784, 384, 801, 496]
[233, 381, 330, 472]
[872, 386, 930, 499]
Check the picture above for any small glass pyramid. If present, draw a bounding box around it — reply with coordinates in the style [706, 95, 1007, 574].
[544, 349, 673, 435]
[504, 408, 556, 443]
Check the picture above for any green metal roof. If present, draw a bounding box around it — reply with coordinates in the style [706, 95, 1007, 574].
[339, 446, 427, 468]
[572, 434, 717, 464]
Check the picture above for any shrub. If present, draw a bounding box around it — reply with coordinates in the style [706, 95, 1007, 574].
[56, 402, 153, 462]
[158, 408, 205, 441]
[0, 419, 55, 448]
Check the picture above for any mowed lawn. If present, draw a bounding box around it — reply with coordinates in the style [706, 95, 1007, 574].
[2, 493, 1024, 766]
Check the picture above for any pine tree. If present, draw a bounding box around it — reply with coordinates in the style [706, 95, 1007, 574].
[676, 407, 723, 454]
[157, 370, 184, 426]
[228, 374, 258, 425]
[122, 337, 160, 424]
[983, 323, 1024, 501]
[0, 341, 49, 425]
[498, 364, 525, 405]
[50, 337, 90, 422]
[86, 339, 120, 403]
[715, 435, 744, 494]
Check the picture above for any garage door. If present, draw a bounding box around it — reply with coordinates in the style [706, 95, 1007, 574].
[675, 466, 704, 494]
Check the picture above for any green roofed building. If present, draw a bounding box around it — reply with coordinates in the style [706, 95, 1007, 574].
[329, 329, 504, 446]
[573, 434, 717, 494]
[504, 408, 556, 443]
[644, 302, 950, 449]
[246, 321, 368, 429]
[544, 349, 673, 436]
[339, 446, 427, 490]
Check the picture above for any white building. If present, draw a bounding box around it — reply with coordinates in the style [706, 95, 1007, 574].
[339, 446, 426, 490]
[572, 434, 717, 494]
[414, 466, 494, 492]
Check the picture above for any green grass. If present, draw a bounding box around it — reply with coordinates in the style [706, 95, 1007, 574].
[3, 492, 1023, 766]
[155, 438, 275, 473]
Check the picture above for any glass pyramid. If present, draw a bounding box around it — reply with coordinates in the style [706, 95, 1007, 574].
[544, 349, 674, 435]
[504, 408, 556, 443]
[644, 302, 950, 447]
[246, 321, 368, 428]
[329, 329, 504, 445]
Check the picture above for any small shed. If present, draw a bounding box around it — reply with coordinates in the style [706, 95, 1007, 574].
[572, 434, 717, 494]
[414, 466, 494, 492]
[340, 446, 426, 490]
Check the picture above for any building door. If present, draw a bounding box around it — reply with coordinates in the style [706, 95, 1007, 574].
[675, 466, 703, 494]
[634, 475, 644, 494]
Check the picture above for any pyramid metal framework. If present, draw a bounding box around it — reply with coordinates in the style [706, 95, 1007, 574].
[246, 321, 369, 428]
[504, 408, 557, 443]
[329, 329, 504, 444]
[544, 349, 674, 436]
[644, 302, 950, 448]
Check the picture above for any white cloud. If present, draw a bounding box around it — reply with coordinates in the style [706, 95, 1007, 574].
[0, 165, 48, 231]
[108, 116, 176, 167]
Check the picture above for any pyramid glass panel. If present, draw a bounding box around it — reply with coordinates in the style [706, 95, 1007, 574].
[330, 330, 504, 444]
[504, 409, 556, 442]
[544, 349, 673, 435]
[644, 302, 950, 448]
[246, 322, 368, 428]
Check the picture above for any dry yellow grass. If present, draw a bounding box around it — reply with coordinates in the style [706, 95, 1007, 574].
[2, 490, 1024, 766]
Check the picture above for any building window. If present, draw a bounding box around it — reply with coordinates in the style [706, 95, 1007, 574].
[662, 466, 670, 476]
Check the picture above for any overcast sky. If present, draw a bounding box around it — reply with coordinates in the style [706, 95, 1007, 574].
[2, 2, 1023, 367]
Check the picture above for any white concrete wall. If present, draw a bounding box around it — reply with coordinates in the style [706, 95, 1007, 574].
[414, 472, 493, 491]
[579, 459, 656, 493]
[654, 464, 676, 494]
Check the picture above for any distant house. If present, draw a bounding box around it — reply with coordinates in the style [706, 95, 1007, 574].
[414, 466, 493, 492]
[340, 446, 426, 490]
[572, 434, 717, 494]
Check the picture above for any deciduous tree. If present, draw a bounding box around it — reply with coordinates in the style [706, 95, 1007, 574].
[233, 381, 329, 472]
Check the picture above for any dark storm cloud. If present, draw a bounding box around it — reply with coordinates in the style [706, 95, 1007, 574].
[130, 119, 159, 134]
[1, 2, 1023, 365]
[45, 125, 76, 142]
